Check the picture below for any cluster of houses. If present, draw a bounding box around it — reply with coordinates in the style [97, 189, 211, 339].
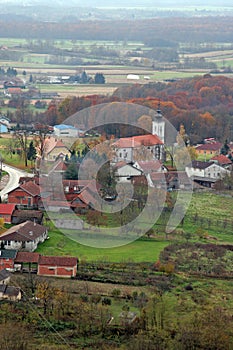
[0, 106, 232, 300]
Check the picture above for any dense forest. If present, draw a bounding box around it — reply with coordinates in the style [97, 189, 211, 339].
[0, 17, 232, 43]
[22, 75, 232, 144]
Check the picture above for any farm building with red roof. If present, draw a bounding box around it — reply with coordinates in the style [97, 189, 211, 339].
[38, 255, 78, 278]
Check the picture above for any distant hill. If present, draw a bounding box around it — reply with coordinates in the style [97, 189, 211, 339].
[0, 0, 233, 7]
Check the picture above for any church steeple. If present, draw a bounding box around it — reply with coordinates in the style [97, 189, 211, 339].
[152, 101, 165, 143]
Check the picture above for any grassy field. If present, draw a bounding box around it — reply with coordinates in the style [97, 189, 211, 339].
[36, 226, 169, 263]
[34, 191, 233, 262]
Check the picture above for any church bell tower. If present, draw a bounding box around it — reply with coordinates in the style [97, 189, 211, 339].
[152, 102, 165, 143]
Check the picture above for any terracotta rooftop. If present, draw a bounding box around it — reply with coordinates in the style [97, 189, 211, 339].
[113, 134, 163, 148]
[211, 154, 232, 165]
[19, 181, 41, 197]
[43, 137, 69, 156]
[195, 142, 222, 151]
[15, 252, 41, 264]
[38, 255, 78, 267]
[0, 203, 15, 215]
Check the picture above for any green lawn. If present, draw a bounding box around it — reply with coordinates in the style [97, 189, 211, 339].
[36, 227, 169, 262]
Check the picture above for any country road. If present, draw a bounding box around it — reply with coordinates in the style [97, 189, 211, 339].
[0, 163, 34, 201]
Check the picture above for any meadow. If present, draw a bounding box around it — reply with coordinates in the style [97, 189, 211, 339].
[35, 191, 233, 263]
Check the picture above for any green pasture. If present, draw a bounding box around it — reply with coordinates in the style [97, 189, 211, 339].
[35, 190, 233, 262]
[36, 227, 168, 262]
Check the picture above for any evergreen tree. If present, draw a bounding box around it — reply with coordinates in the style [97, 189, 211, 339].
[94, 72, 105, 84]
[27, 141, 37, 165]
[220, 139, 230, 156]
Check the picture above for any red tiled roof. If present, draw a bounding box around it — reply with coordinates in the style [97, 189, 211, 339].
[15, 252, 40, 263]
[19, 176, 39, 185]
[137, 160, 162, 173]
[43, 137, 69, 155]
[38, 255, 78, 267]
[113, 134, 163, 148]
[195, 142, 222, 151]
[211, 154, 232, 165]
[20, 181, 40, 197]
[0, 204, 15, 215]
[52, 160, 68, 172]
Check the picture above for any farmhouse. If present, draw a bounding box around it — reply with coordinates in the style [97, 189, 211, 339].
[195, 142, 222, 156]
[0, 284, 21, 301]
[38, 255, 78, 278]
[114, 161, 143, 183]
[7, 181, 41, 209]
[41, 136, 70, 162]
[210, 154, 232, 169]
[11, 209, 44, 225]
[0, 221, 47, 252]
[185, 160, 230, 187]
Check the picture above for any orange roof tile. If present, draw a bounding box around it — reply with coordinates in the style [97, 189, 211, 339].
[211, 154, 232, 165]
[113, 134, 163, 148]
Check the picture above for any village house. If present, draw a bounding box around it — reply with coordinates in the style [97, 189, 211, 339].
[185, 160, 230, 187]
[210, 154, 233, 170]
[7, 180, 41, 209]
[41, 136, 70, 162]
[0, 284, 22, 301]
[0, 249, 17, 271]
[38, 255, 78, 278]
[195, 142, 222, 157]
[0, 221, 47, 252]
[70, 180, 102, 213]
[11, 209, 44, 225]
[114, 161, 143, 183]
[62, 179, 90, 201]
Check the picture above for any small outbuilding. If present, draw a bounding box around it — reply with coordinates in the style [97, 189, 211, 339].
[38, 255, 78, 278]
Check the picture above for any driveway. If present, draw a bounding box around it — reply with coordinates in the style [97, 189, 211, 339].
[0, 163, 34, 201]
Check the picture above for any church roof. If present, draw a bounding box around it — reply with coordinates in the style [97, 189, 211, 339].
[113, 134, 163, 148]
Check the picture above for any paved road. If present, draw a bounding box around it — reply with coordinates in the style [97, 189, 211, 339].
[0, 163, 34, 201]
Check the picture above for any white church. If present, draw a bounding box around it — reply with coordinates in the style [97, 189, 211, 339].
[112, 107, 165, 163]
